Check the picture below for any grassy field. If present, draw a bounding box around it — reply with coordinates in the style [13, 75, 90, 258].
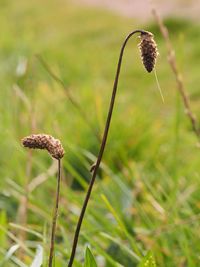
[1, 0, 200, 266]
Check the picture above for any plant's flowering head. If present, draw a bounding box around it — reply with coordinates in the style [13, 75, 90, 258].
[138, 31, 158, 72]
[22, 134, 64, 160]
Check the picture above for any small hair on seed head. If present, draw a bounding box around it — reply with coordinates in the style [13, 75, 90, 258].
[22, 134, 65, 160]
[138, 31, 158, 72]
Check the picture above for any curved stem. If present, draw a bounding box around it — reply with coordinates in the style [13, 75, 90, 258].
[48, 159, 61, 267]
[67, 29, 147, 267]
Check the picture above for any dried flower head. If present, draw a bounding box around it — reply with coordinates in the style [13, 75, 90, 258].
[138, 31, 158, 72]
[22, 134, 64, 160]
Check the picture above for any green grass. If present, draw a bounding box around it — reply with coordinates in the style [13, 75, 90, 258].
[1, 0, 200, 266]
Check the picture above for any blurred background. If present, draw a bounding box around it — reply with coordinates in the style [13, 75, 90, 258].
[78, 0, 199, 20]
[1, 0, 200, 266]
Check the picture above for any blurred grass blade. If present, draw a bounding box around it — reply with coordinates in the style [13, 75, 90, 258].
[5, 244, 20, 261]
[101, 194, 141, 258]
[83, 234, 123, 267]
[9, 223, 43, 240]
[0, 247, 28, 267]
[0, 225, 33, 256]
[84, 247, 97, 267]
[0, 211, 7, 250]
[30, 245, 43, 267]
[100, 232, 140, 262]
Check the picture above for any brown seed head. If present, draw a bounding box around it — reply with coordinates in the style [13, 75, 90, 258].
[22, 134, 65, 160]
[138, 31, 158, 73]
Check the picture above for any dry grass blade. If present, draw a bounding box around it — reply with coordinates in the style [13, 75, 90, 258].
[28, 161, 58, 192]
[14, 87, 36, 261]
[152, 9, 200, 142]
[36, 54, 100, 141]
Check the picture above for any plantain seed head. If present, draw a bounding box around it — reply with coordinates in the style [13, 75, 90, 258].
[22, 134, 65, 160]
[138, 31, 158, 73]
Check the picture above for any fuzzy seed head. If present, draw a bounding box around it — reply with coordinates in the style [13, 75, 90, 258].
[22, 134, 64, 160]
[138, 31, 158, 73]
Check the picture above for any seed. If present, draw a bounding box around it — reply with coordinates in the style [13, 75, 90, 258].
[22, 134, 64, 160]
[138, 31, 158, 72]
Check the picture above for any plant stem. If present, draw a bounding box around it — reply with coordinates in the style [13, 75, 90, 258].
[152, 9, 200, 141]
[48, 159, 61, 267]
[67, 29, 147, 267]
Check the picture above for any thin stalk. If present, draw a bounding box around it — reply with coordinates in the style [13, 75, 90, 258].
[67, 29, 147, 267]
[48, 159, 62, 267]
[152, 9, 200, 141]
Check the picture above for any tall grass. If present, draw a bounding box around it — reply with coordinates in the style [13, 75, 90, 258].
[0, 0, 200, 266]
